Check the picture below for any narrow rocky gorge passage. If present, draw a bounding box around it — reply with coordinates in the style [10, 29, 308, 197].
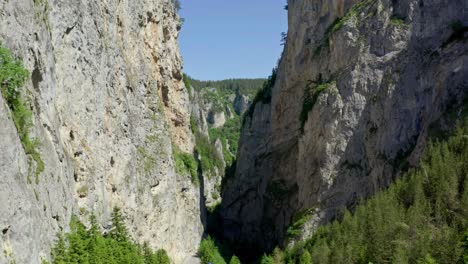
[0, 0, 467, 263]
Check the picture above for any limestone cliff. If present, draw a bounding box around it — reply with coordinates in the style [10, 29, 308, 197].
[221, 0, 468, 252]
[0, 0, 203, 263]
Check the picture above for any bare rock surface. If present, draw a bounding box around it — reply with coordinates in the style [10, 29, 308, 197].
[221, 0, 468, 251]
[0, 0, 203, 263]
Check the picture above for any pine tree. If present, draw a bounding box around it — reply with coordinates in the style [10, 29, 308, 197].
[143, 242, 157, 264]
[155, 249, 170, 264]
[110, 207, 128, 242]
[67, 215, 89, 263]
[260, 254, 274, 264]
[51, 233, 68, 264]
[299, 251, 312, 264]
[229, 255, 241, 264]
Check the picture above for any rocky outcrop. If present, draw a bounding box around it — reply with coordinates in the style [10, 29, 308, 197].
[0, 0, 203, 263]
[233, 92, 251, 115]
[221, 0, 468, 252]
[208, 111, 227, 128]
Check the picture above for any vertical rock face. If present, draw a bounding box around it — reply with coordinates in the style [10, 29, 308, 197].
[233, 92, 251, 115]
[222, 0, 468, 252]
[0, 0, 203, 263]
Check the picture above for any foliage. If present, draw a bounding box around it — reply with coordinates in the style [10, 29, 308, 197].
[34, 0, 51, 32]
[286, 210, 313, 240]
[189, 114, 224, 175]
[186, 76, 265, 99]
[190, 115, 199, 133]
[174, 147, 199, 185]
[183, 73, 192, 94]
[209, 115, 241, 165]
[49, 209, 171, 264]
[299, 250, 312, 264]
[187, 77, 264, 167]
[199, 236, 227, 264]
[0, 43, 44, 180]
[260, 254, 274, 264]
[244, 68, 277, 124]
[229, 255, 241, 264]
[195, 128, 224, 176]
[390, 15, 407, 27]
[315, 0, 377, 55]
[299, 80, 335, 132]
[264, 121, 468, 263]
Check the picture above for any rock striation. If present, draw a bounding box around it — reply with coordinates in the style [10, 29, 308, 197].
[221, 0, 468, 252]
[0, 0, 203, 263]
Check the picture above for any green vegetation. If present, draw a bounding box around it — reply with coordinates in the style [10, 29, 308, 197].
[34, 0, 51, 32]
[183, 73, 192, 94]
[190, 113, 225, 177]
[315, 0, 377, 55]
[390, 15, 407, 27]
[199, 237, 227, 264]
[244, 68, 277, 123]
[48, 208, 170, 264]
[202, 89, 230, 113]
[186, 76, 266, 98]
[174, 147, 199, 185]
[299, 80, 335, 132]
[209, 115, 241, 165]
[138, 147, 157, 174]
[262, 122, 468, 264]
[0, 44, 44, 180]
[187, 77, 264, 166]
[286, 210, 313, 240]
[195, 128, 224, 176]
[199, 236, 241, 264]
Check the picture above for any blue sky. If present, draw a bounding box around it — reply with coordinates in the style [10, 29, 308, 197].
[179, 0, 288, 81]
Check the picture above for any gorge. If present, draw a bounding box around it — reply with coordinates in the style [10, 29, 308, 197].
[0, 0, 467, 263]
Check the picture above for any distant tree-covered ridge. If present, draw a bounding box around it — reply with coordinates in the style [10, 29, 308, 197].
[45, 208, 170, 264]
[185, 75, 266, 99]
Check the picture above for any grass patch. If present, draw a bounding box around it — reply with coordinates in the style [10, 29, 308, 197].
[0, 44, 45, 180]
[299, 80, 336, 132]
[390, 15, 407, 27]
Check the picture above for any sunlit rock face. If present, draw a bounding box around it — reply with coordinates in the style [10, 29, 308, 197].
[0, 0, 203, 263]
[221, 0, 468, 251]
